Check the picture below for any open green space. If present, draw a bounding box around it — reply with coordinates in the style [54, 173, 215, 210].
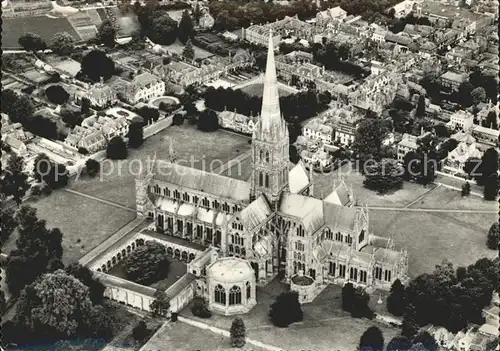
[2, 190, 136, 264]
[182, 281, 399, 351]
[163, 40, 213, 60]
[369, 210, 497, 278]
[2, 16, 80, 48]
[240, 83, 294, 97]
[69, 124, 251, 208]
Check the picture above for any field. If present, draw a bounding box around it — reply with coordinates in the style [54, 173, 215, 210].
[240, 82, 295, 97]
[181, 281, 399, 351]
[69, 123, 251, 208]
[2, 190, 136, 264]
[162, 40, 214, 60]
[2, 16, 80, 48]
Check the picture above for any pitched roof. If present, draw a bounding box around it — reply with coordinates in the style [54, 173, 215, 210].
[288, 161, 310, 194]
[152, 161, 251, 203]
[280, 193, 324, 233]
[240, 195, 272, 231]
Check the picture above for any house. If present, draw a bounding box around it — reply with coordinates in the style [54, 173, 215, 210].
[439, 71, 468, 91]
[218, 109, 257, 135]
[444, 135, 482, 174]
[84, 82, 117, 109]
[101, 117, 130, 140]
[472, 125, 500, 146]
[447, 110, 475, 131]
[78, 131, 107, 153]
[199, 8, 214, 29]
[3, 135, 28, 156]
[300, 148, 333, 169]
[302, 118, 333, 145]
[316, 6, 347, 26]
[125, 72, 165, 104]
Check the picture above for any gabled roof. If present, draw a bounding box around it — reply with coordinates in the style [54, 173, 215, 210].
[152, 161, 251, 203]
[280, 193, 324, 233]
[240, 195, 272, 231]
[288, 161, 310, 194]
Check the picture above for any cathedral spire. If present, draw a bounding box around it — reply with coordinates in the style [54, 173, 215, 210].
[260, 29, 283, 137]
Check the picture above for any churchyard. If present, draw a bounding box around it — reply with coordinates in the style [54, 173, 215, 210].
[181, 280, 399, 351]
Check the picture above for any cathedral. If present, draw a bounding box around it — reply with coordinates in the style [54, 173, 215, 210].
[135, 31, 409, 305]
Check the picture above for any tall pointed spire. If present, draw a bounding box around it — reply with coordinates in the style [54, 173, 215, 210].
[260, 29, 283, 137]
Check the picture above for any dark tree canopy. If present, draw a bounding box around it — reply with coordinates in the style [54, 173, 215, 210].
[45, 85, 70, 105]
[197, 109, 219, 132]
[33, 154, 69, 189]
[80, 50, 116, 82]
[352, 119, 392, 168]
[269, 291, 303, 327]
[486, 222, 499, 250]
[387, 279, 406, 317]
[18, 32, 46, 51]
[412, 331, 438, 351]
[106, 136, 128, 160]
[96, 20, 117, 47]
[178, 10, 195, 43]
[363, 159, 404, 194]
[359, 326, 384, 351]
[230, 317, 246, 348]
[1, 154, 30, 205]
[183, 39, 195, 60]
[124, 241, 170, 285]
[150, 289, 170, 317]
[49, 32, 75, 56]
[65, 263, 105, 304]
[387, 336, 411, 351]
[127, 122, 144, 148]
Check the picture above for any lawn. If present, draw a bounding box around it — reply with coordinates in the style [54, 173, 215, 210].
[107, 258, 187, 290]
[182, 281, 399, 351]
[2, 16, 80, 48]
[221, 155, 253, 181]
[69, 124, 251, 208]
[240, 83, 294, 97]
[2, 190, 136, 264]
[369, 210, 498, 278]
[142, 321, 263, 351]
[163, 40, 213, 60]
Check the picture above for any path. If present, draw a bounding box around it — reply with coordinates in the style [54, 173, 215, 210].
[64, 188, 136, 212]
[359, 206, 496, 214]
[403, 184, 441, 208]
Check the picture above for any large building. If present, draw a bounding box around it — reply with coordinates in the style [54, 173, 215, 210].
[134, 31, 409, 308]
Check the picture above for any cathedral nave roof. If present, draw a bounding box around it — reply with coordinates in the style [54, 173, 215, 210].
[288, 161, 310, 194]
[152, 162, 251, 203]
[240, 195, 273, 232]
[280, 193, 324, 233]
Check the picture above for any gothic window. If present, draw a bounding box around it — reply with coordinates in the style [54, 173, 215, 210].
[154, 184, 160, 194]
[265, 174, 269, 187]
[231, 234, 235, 243]
[350, 267, 358, 280]
[339, 264, 346, 278]
[296, 241, 304, 251]
[238, 224, 243, 231]
[202, 197, 209, 207]
[222, 203, 230, 212]
[241, 248, 246, 257]
[374, 267, 383, 280]
[232, 205, 238, 213]
[265, 151, 270, 163]
[193, 195, 199, 204]
[326, 229, 333, 240]
[359, 230, 365, 243]
[360, 270, 367, 283]
[215, 284, 226, 304]
[229, 244, 234, 253]
[384, 269, 392, 282]
[235, 246, 240, 255]
[229, 285, 241, 305]
[174, 190, 180, 200]
[206, 228, 213, 242]
[183, 192, 190, 202]
[329, 262, 336, 276]
[297, 253, 302, 261]
[259, 173, 263, 187]
[297, 226, 305, 237]
[259, 150, 263, 161]
[346, 235, 353, 245]
[163, 187, 170, 197]
[335, 232, 342, 241]
[215, 230, 221, 247]
[246, 282, 251, 299]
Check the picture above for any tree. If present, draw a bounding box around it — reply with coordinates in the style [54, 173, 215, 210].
[351, 287, 374, 319]
[6, 206, 63, 296]
[387, 336, 411, 351]
[85, 159, 100, 177]
[80, 50, 116, 82]
[61, 108, 83, 128]
[106, 136, 128, 160]
[486, 222, 499, 250]
[197, 109, 219, 132]
[1, 89, 19, 116]
[148, 12, 178, 45]
[360, 326, 384, 351]
[81, 97, 91, 114]
[0, 202, 17, 246]
[401, 305, 419, 339]
[387, 279, 406, 317]
[484, 110, 498, 129]
[150, 289, 170, 317]
[412, 331, 438, 351]
[483, 174, 498, 201]
[183, 39, 195, 60]
[132, 320, 149, 341]
[49, 32, 75, 56]
[191, 296, 212, 318]
[45, 85, 70, 105]
[96, 20, 117, 47]
[476, 148, 498, 185]
[463, 157, 481, 179]
[1, 154, 30, 205]
[471, 86, 486, 105]
[342, 282, 355, 312]
[416, 95, 426, 117]
[353, 119, 391, 168]
[124, 241, 170, 285]
[65, 263, 105, 304]
[269, 291, 303, 327]
[172, 113, 184, 126]
[461, 182, 470, 196]
[18, 33, 46, 52]
[457, 81, 473, 107]
[178, 10, 194, 43]
[9, 95, 35, 123]
[33, 154, 69, 189]
[364, 159, 404, 194]
[230, 317, 246, 348]
[127, 122, 144, 148]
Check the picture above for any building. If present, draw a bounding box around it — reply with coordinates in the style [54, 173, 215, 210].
[242, 16, 313, 47]
[471, 125, 500, 146]
[199, 7, 214, 29]
[329, 105, 364, 146]
[83, 82, 117, 109]
[447, 110, 475, 131]
[396, 132, 432, 161]
[124, 72, 165, 104]
[316, 6, 347, 25]
[439, 71, 468, 91]
[302, 118, 334, 145]
[134, 31, 409, 309]
[444, 135, 482, 175]
[217, 109, 257, 135]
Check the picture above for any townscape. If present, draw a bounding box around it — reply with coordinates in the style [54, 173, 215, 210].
[0, 0, 498, 350]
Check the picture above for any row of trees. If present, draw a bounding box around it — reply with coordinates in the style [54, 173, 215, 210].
[387, 257, 499, 334]
[360, 326, 440, 351]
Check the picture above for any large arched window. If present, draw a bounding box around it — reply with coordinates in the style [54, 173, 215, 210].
[359, 230, 365, 243]
[215, 284, 226, 304]
[265, 151, 270, 163]
[259, 172, 263, 186]
[246, 282, 251, 299]
[229, 285, 242, 305]
[265, 174, 269, 187]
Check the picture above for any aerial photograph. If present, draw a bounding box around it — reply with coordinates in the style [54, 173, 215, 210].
[0, 0, 498, 350]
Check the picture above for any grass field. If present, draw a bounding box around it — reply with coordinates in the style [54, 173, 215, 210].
[2, 190, 136, 264]
[2, 16, 80, 48]
[240, 83, 294, 98]
[182, 281, 399, 351]
[369, 210, 497, 277]
[163, 40, 213, 60]
[69, 124, 251, 208]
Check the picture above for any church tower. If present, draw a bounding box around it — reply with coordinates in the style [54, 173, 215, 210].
[251, 30, 290, 206]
